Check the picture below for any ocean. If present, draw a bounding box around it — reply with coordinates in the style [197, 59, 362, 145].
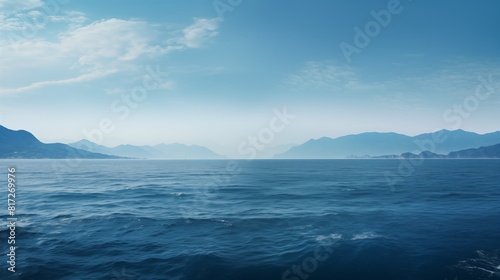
[1, 159, 499, 280]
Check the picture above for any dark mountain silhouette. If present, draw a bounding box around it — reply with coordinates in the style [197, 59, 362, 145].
[374, 144, 500, 159]
[0, 125, 119, 159]
[447, 143, 500, 158]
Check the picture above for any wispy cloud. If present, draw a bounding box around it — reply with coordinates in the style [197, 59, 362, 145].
[61, 18, 166, 67]
[0, 0, 44, 12]
[404, 63, 500, 91]
[0, 1, 86, 31]
[169, 18, 220, 49]
[283, 59, 500, 113]
[0, 11, 44, 31]
[284, 60, 388, 92]
[375, 62, 500, 108]
[0, 16, 220, 95]
[2, 69, 120, 95]
[47, 11, 88, 29]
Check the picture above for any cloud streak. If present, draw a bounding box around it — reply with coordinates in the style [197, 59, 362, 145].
[0, 0, 44, 12]
[171, 18, 220, 49]
[0, 16, 221, 95]
[285, 61, 388, 92]
[1, 69, 120, 95]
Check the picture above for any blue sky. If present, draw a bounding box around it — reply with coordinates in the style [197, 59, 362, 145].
[1, 0, 499, 157]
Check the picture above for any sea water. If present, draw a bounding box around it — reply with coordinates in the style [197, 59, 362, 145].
[0, 159, 499, 280]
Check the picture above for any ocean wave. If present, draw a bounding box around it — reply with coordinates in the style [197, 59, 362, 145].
[182, 218, 233, 227]
[171, 192, 189, 197]
[453, 250, 500, 279]
[316, 233, 343, 241]
[351, 232, 386, 240]
[0, 226, 38, 237]
[210, 219, 233, 226]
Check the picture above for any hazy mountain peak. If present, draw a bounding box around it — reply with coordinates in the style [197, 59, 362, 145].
[276, 129, 500, 159]
[68, 140, 224, 159]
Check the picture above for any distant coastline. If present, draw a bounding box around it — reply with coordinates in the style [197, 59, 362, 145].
[1, 125, 500, 159]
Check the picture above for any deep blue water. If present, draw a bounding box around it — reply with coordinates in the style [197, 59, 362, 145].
[1, 159, 500, 280]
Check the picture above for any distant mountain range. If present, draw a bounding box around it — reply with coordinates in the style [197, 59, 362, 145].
[275, 130, 500, 159]
[0, 125, 119, 159]
[2, 125, 500, 159]
[0, 125, 223, 159]
[68, 140, 224, 159]
[369, 143, 500, 159]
